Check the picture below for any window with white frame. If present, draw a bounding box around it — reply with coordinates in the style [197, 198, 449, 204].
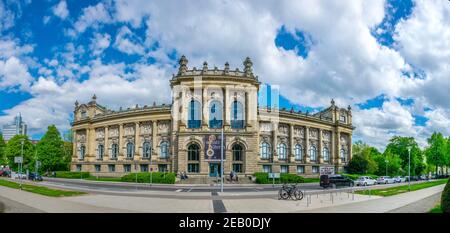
[111, 143, 119, 159]
[260, 142, 270, 159]
[297, 165, 305, 174]
[97, 144, 104, 160]
[280, 165, 289, 173]
[295, 144, 302, 161]
[160, 141, 169, 158]
[312, 166, 319, 174]
[340, 149, 347, 162]
[323, 147, 330, 162]
[126, 142, 134, 158]
[263, 165, 272, 173]
[277, 143, 287, 160]
[79, 145, 86, 159]
[310, 145, 317, 162]
[143, 142, 151, 158]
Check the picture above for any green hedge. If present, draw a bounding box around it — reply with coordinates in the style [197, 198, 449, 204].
[54, 171, 90, 179]
[254, 172, 305, 184]
[120, 172, 176, 184]
[343, 174, 379, 180]
[441, 178, 450, 213]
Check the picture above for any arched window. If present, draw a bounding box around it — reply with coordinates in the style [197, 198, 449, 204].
[323, 147, 330, 162]
[209, 101, 223, 128]
[277, 143, 287, 160]
[79, 145, 86, 159]
[340, 149, 347, 162]
[260, 142, 270, 159]
[295, 144, 302, 161]
[97, 144, 104, 159]
[231, 100, 244, 129]
[188, 144, 200, 161]
[310, 146, 317, 162]
[143, 142, 151, 158]
[188, 100, 201, 128]
[232, 144, 244, 161]
[160, 141, 169, 158]
[126, 142, 134, 158]
[111, 144, 119, 159]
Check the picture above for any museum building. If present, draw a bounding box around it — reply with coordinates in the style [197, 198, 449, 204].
[71, 56, 354, 178]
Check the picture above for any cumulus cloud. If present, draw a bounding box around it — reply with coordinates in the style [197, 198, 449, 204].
[0, 56, 33, 91]
[113, 26, 144, 55]
[73, 2, 113, 34]
[90, 32, 111, 56]
[52, 0, 69, 20]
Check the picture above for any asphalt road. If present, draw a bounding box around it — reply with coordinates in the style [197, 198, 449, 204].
[0, 196, 43, 213]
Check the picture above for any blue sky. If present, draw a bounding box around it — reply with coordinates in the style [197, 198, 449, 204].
[1, 0, 449, 149]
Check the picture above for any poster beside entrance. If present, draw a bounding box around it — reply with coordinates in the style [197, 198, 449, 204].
[204, 134, 226, 160]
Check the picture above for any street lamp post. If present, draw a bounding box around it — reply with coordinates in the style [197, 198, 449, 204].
[407, 146, 411, 192]
[19, 138, 25, 190]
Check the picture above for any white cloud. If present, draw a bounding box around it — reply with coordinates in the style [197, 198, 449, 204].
[113, 26, 144, 55]
[90, 32, 111, 56]
[0, 56, 33, 91]
[52, 0, 69, 20]
[0, 0, 15, 31]
[73, 2, 113, 34]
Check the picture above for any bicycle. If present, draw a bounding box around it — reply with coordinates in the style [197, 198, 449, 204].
[278, 183, 304, 201]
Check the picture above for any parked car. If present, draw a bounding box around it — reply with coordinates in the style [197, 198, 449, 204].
[393, 176, 406, 183]
[12, 172, 27, 179]
[419, 175, 429, 181]
[354, 176, 377, 186]
[376, 176, 395, 184]
[320, 174, 354, 188]
[28, 172, 43, 181]
[405, 176, 419, 182]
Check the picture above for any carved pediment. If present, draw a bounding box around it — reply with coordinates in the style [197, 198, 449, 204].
[124, 124, 135, 136]
[322, 130, 331, 141]
[259, 122, 272, 132]
[109, 127, 119, 137]
[95, 128, 105, 139]
[309, 128, 318, 139]
[76, 131, 86, 143]
[158, 121, 170, 133]
[294, 126, 305, 138]
[140, 122, 152, 135]
[278, 124, 288, 135]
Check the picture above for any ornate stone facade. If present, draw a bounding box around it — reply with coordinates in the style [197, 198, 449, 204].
[71, 57, 354, 178]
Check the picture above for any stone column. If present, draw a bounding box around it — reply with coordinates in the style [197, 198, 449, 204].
[104, 126, 109, 158]
[319, 129, 323, 164]
[348, 134, 353, 161]
[222, 87, 227, 128]
[305, 127, 310, 163]
[202, 87, 207, 129]
[135, 122, 140, 158]
[119, 124, 124, 160]
[225, 88, 230, 128]
[245, 91, 249, 129]
[152, 121, 157, 159]
[289, 124, 294, 162]
[336, 130, 341, 166]
[330, 129, 335, 165]
[272, 122, 279, 172]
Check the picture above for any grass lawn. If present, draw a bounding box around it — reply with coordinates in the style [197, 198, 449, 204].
[428, 204, 443, 213]
[0, 179, 86, 197]
[355, 179, 448, 197]
[303, 178, 320, 183]
[84, 176, 122, 182]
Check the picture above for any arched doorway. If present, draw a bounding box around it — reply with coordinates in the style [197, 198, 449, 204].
[232, 143, 245, 173]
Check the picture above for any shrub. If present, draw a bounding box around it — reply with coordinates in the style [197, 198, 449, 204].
[253, 172, 305, 184]
[120, 172, 176, 184]
[54, 171, 90, 179]
[441, 178, 450, 213]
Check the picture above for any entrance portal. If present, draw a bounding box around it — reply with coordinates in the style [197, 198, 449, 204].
[209, 163, 221, 177]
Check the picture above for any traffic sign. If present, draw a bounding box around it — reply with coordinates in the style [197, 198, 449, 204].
[268, 173, 280, 179]
[14, 156, 23, 163]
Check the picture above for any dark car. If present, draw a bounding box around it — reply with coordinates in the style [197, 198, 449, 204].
[28, 172, 43, 181]
[405, 176, 419, 182]
[320, 174, 354, 188]
[0, 169, 11, 177]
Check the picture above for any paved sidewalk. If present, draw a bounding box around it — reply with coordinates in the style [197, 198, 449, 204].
[296, 184, 446, 213]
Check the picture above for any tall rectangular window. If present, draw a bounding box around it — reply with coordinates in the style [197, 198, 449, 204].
[280, 165, 289, 174]
[263, 165, 272, 173]
[158, 164, 168, 172]
[140, 164, 149, 172]
[123, 164, 131, 173]
[312, 166, 319, 174]
[232, 164, 242, 173]
[76, 164, 82, 172]
[188, 164, 199, 173]
[95, 165, 101, 172]
[297, 165, 305, 174]
[108, 164, 115, 172]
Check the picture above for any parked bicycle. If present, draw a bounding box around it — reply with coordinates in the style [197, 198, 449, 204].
[278, 183, 304, 201]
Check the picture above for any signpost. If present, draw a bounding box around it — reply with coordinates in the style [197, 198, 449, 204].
[14, 156, 23, 189]
[319, 166, 335, 176]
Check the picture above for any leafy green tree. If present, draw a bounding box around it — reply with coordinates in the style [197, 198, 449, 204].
[373, 151, 403, 176]
[384, 136, 425, 176]
[4, 135, 35, 171]
[346, 141, 378, 174]
[0, 133, 6, 165]
[425, 132, 447, 176]
[36, 125, 69, 172]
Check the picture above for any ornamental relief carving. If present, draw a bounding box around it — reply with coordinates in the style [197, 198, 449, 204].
[124, 124, 135, 136]
[140, 123, 152, 135]
[76, 131, 86, 143]
[260, 136, 271, 143]
[95, 128, 105, 139]
[259, 122, 272, 132]
[278, 137, 288, 144]
[322, 131, 331, 141]
[340, 135, 347, 145]
[109, 127, 119, 138]
[278, 124, 288, 135]
[309, 128, 318, 139]
[158, 121, 170, 133]
[294, 127, 305, 138]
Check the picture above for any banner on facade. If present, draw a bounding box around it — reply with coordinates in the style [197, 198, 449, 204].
[204, 134, 226, 160]
[320, 166, 335, 175]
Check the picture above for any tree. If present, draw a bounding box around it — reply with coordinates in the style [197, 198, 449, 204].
[373, 150, 403, 176]
[36, 125, 69, 172]
[384, 136, 425, 176]
[4, 135, 35, 171]
[0, 133, 6, 165]
[346, 141, 378, 174]
[425, 132, 447, 176]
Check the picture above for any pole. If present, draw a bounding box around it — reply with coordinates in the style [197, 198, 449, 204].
[408, 147, 411, 192]
[20, 139, 24, 190]
[220, 127, 224, 193]
[150, 147, 153, 187]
